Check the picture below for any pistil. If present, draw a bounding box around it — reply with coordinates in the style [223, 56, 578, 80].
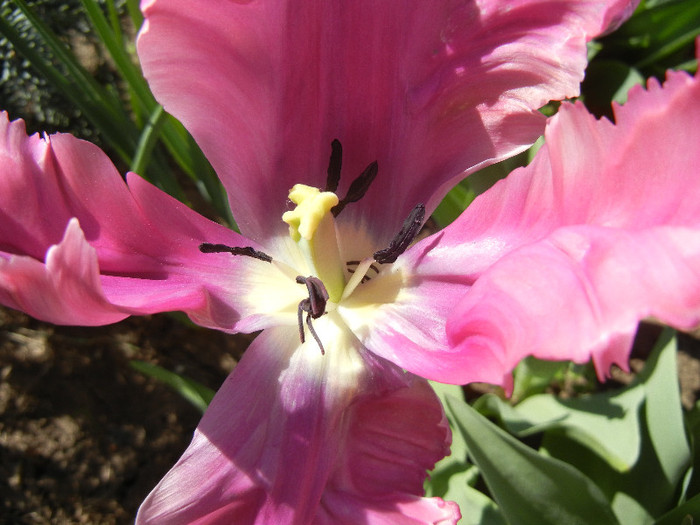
[282, 184, 345, 302]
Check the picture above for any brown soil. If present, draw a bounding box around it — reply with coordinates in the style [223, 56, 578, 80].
[0, 307, 251, 524]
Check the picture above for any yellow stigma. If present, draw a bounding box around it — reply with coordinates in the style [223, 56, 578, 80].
[282, 184, 339, 242]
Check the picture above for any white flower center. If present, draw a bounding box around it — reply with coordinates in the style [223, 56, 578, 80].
[274, 183, 398, 352]
[221, 179, 419, 361]
[282, 183, 391, 302]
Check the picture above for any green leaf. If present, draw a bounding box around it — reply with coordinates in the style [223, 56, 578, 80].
[596, 0, 700, 75]
[539, 330, 691, 523]
[130, 360, 215, 413]
[124, 0, 143, 29]
[425, 382, 471, 493]
[475, 384, 645, 472]
[131, 104, 168, 180]
[425, 383, 508, 523]
[432, 145, 536, 228]
[10, 0, 122, 113]
[681, 399, 700, 502]
[447, 397, 619, 525]
[79, 0, 153, 109]
[638, 329, 691, 499]
[581, 59, 645, 117]
[432, 181, 475, 227]
[429, 381, 468, 460]
[455, 482, 508, 525]
[654, 492, 700, 525]
[510, 356, 579, 401]
[613, 491, 656, 525]
[517, 388, 644, 471]
[77, 0, 231, 219]
[0, 0, 137, 161]
[2, 0, 233, 223]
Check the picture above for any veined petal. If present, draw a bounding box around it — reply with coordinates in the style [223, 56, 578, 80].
[137, 0, 636, 245]
[339, 259, 473, 385]
[0, 218, 127, 325]
[0, 113, 271, 330]
[319, 373, 460, 524]
[137, 322, 456, 524]
[450, 227, 700, 387]
[337, 167, 559, 384]
[443, 66, 700, 387]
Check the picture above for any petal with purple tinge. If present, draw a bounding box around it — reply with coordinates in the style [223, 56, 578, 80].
[137, 0, 637, 244]
[137, 322, 457, 524]
[0, 113, 276, 330]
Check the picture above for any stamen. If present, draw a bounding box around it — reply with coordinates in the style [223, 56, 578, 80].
[346, 260, 379, 282]
[325, 139, 342, 193]
[304, 311, 325, 355]
[373, 204, 425, 264]
[341, 257, 377, 301]
[332, 161, 378, 217]
[296, 275, 329, 354]
[199, 243, 273, 263]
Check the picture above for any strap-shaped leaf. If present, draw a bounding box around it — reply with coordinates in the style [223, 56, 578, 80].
[447, 396, 619, 525]
[130, 360, 215, 414]
[475, 384, 645, 472]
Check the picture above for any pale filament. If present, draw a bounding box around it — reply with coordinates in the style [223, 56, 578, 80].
[341, 257, 377, 301]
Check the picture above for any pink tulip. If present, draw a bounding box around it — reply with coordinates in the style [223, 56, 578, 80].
[443, 64, 700, 391]
[0, 0, 637, 522]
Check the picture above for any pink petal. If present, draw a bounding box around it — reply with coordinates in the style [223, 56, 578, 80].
[444, 66, 700, 387]
[318, 491, 459, 525]
[339, 259, 474, 384]
[0, 218, 127, 325]
[137, 0, 636, 245]
[0, 113, 271, 329]
[336, 373, 451, 497]
[137, 326, 457, 524]
[339, 161, 559, 384]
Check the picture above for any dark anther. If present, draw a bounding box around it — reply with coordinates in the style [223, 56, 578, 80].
[332, 161, 378, 217]
[373, 204, 425, 264]
[296, 276, 329, 354]
[346, 260, 380, 283]
[199, 243, 273, 263]
[325, 139, 343, 193]
[320, 139, 378, 217]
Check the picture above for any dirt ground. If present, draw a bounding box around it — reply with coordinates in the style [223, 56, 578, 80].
[1, 306, 699, 524]
[0, 307, 251, 524]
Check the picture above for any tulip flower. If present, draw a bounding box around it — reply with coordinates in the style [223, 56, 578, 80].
[0, 0, 636, 522]
[441, 63, 700, 391]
